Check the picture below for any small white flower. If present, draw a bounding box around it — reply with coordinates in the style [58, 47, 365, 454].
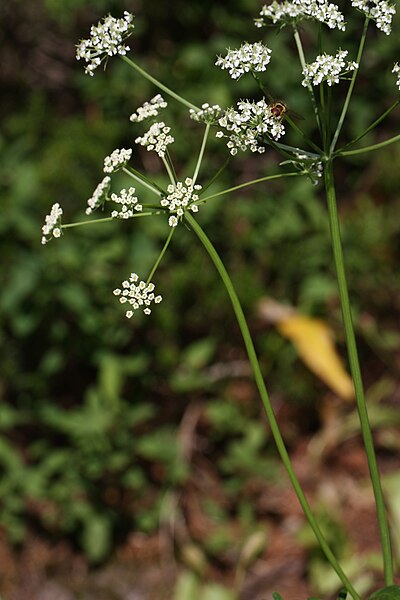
[135, 122, 174, 157]
[217, 98, 285, 155]
[393, 63, 400, 91]
[130, 94, 168, 122]
[255, 0, 345, 31]
[189, 103, 223, 124]
[85, 176, 111, 215]
[41, 203, 63, 245]
[216, 42, 272, 80]
[352, 0, 396, 34]
[113, 272, 162, 318]
[103, 148, 132, 173]
[76, 12, 135, 76]
[302, 50, 358, 87]
[110, 187, 142, 219]
[162, 179, 202, 228]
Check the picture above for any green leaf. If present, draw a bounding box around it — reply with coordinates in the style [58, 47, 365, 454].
[369, 586, 400, 600]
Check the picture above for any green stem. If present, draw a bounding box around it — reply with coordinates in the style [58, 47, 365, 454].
[199, 172, 302, 204]
[120, 55, 199, 111]
[185, 212, 360, 600]
[193, 123, 211, 184]
[329, 18, 369, 153]
[147, 227, 175, 283]
[61, 212, 155, 229]
[293, 27, 322, 135]
[123, 167, 163, 196]
[324, 160, 393, 585]
[336, 100, 400, 154]
[338, 133, 400, 157]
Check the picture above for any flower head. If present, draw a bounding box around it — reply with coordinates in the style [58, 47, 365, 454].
[76, 12, 135, 76]
[135, 122, 174, 157]
[110, 187, 142, 218]
[216, 98, 285, 155]
[393, 63, 400, 91]
[103, 148, 132, 173]
[351, 0, 396, 34]
[85, 176, 111, 215]
[160, 178, 202, 227]
[255, 0, 345, 31]
[113, 273, 162, 317]
[41, 203, 63, 245]
[130, 94, 168, 123]
[216, 42, 272, 80]
[302, 50, 358, 87]
[189, 103, 223, 125]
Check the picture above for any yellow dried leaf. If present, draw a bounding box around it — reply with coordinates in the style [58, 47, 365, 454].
[277, 314, 354, 400]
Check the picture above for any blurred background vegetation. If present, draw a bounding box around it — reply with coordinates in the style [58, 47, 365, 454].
[1, 0, 400, 597]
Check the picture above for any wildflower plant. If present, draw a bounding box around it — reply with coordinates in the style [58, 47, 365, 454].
[43, 4, 400, 598]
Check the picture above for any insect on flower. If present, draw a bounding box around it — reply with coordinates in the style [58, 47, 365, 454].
[269, 101, 287, 120]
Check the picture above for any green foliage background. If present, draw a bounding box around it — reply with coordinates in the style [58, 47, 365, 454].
[1, 0, 400, 566]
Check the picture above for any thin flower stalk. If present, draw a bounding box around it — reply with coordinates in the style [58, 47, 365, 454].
[199, 172, 303, 204]
[186, 212, 360, 600]
[193, 123, 211, 184]
[120, 55, 199, 111]
[329, 17, 369, 153]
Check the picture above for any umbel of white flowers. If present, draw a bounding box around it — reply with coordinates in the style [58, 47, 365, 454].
[130, 94, 168, 122]
[76, 12, 135, 75]
[41, 203, 63, 245]
[161, 179, 202, 228]
[135, 122, 174, 157]
[216, 42, 272, 80]
[216, 98, 285, 155]
[302, 50, 358, 87]
[113, 273, 162, 318]
[255, 0, 346, 31]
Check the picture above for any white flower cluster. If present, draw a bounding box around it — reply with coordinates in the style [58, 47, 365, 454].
[41, 203, 63, 245]
[103, 148, 132, 173]
[130, 94, 168, 123]
[160, 178, 202, 228]
[302, 50, 358, 87]
[216, 99, 285, 155]
[110, 187, 143, 218]
[351, 0, 396, 34]
[113, 273, 162, 317]
[85, 176, 111, 215]
[393, 63, 400, 91]
[135, 122, 174, 157]
[189, 103, 223, 124]
[215, 42, 272, 80]
[76, 12, 135, 76]
[255, 0, 346, 31]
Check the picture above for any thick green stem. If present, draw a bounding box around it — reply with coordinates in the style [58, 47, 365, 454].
[120, 55, 199, 111]
[324, 161, 393, 585]
[185, 212, 360, 600]
[329, 18, 369, 153]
